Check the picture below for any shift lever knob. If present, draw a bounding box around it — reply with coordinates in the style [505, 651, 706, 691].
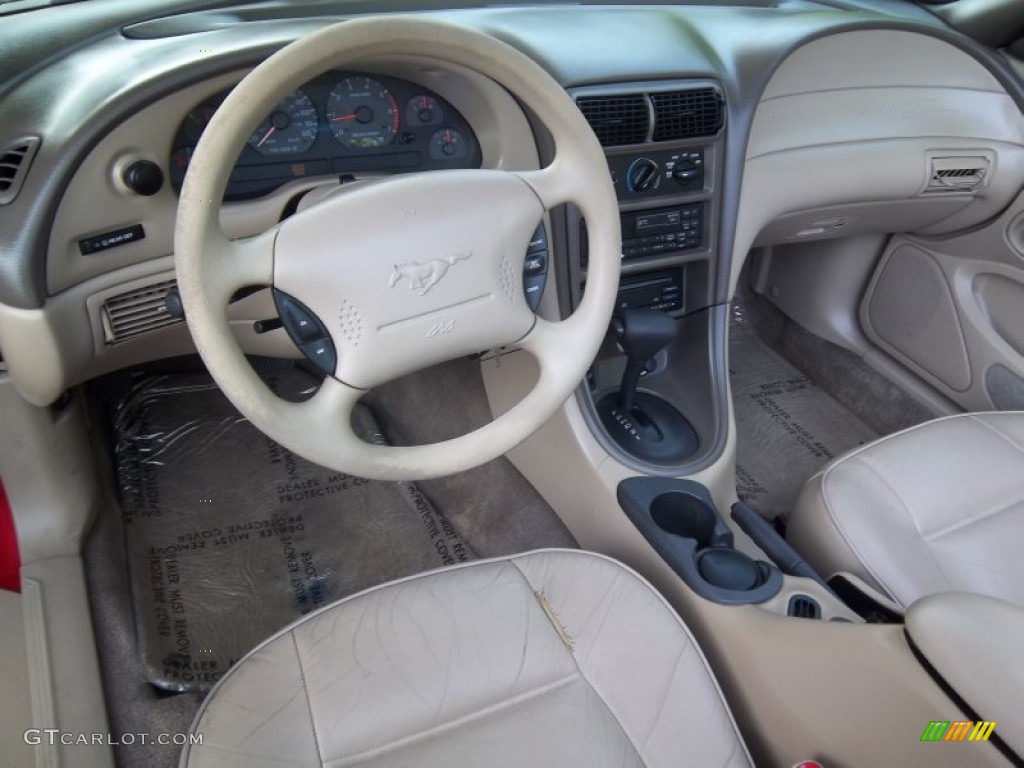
[611, 308, 678, 360]
[611, 308, 678, 413]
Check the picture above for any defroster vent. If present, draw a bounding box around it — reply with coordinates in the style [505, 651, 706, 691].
[576, 95, 650, 147]
[0, 136, 40, 205]
[101, 279, 183, 344]
[651, 89, 723, 141]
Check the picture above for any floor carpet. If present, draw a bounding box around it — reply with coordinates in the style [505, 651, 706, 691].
[730, 302, 879, 520]
[111, 369, 473, 692]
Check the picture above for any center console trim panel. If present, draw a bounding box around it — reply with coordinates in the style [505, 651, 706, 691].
[561, 79, 727, 476]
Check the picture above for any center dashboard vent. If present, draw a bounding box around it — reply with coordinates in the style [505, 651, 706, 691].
[576, 95, 650, 147]
[576, 87, 723, 148]
[101, 279, 182, 344]
[651, 89, 723, 141]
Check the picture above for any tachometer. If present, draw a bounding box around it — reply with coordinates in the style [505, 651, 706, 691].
[247, 89, 319, 156]
[326, 76, 399, 149]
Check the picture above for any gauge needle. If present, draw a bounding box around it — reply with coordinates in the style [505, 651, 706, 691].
[256, 126, 276, 148]
[332, 114, 359, 122]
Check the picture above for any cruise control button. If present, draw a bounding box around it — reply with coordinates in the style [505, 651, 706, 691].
[524, 252, 547, 275]
[283, 303, 321, 342]
[523, 273, 547, 311]
[299, 339, 337, 375]
[274, 290, 326, 344]
[527, 224, 549, 253]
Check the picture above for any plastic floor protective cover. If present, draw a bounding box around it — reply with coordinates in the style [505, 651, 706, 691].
[112, 369, 473, 692]
[730, 302, 878, 521]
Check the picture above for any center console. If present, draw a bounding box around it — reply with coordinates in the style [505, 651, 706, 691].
[560, 81, 725, 472]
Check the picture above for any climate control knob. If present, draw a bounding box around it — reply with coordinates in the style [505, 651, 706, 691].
[626, 158, 660, 193]
[672, 158, 702, 186]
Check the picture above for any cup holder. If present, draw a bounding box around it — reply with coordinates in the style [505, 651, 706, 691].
[695, 548, 770, 591]
[650, 491, 718, 549]
[618, 477, 783, 605]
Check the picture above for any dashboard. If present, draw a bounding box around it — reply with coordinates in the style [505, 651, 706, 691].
[1, 0, 1024, 430]
[169, 72, 480, 201]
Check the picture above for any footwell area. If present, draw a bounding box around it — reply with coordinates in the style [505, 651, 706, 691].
[112, 370, 472, 693]
[730, 304, 877, 520]
[86, 358, 574, 768]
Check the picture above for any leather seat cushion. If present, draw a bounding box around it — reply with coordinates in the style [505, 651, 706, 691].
[181, 549, 752, 767]
[789, 412, 1024, 610]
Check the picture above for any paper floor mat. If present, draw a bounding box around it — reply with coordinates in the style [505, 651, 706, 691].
[112, 370, 473, 692]
[730, 305, 877, 521]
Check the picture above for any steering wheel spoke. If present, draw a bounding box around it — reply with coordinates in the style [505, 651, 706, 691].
[214, 228, 277, 300]
[299, 375, 363, 441]
[514, 162, 588, 211]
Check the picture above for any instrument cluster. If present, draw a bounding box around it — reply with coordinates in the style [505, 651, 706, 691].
[169, 72, 481, 201]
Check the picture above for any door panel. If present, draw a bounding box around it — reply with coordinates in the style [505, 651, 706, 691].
[861, 189, 1024, 411]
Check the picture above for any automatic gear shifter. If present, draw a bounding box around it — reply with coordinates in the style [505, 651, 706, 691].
[597, 308, 699, 464]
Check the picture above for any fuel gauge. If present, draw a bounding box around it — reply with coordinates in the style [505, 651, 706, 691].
[406, 95, 443, 126]
[429, 128, 468, 161]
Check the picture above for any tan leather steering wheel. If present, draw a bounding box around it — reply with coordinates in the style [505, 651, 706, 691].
[174, 17, 620, 480]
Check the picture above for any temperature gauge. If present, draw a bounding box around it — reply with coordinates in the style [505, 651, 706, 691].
[405, 95, 443, 126]
[429, 128, 468, 161]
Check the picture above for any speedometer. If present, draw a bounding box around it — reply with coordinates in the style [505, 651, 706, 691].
[247, 89, 319, 156]
[326, 76, 399, 149]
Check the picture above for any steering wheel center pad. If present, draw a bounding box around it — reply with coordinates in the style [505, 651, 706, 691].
[274, 170, 543, 389]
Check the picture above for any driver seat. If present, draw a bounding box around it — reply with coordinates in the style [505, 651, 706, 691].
[180, 549, 752, 767]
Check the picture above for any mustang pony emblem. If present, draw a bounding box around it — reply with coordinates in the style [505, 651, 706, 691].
[389, 252, 471, 295]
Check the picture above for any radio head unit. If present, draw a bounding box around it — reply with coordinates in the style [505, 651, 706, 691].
[581, 203, 703, 265]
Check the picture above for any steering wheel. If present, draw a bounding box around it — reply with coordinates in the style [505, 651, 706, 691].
[175, 17, 620, 481]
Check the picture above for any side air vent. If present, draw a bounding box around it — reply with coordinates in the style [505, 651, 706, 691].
[926, 154, 990, 193]
[651, 89, 723, 141]
[101, 279, 182, 344]
[787, 594, 821, 620]
[0, 137, 41, 205]
[576, 95, 650, 147]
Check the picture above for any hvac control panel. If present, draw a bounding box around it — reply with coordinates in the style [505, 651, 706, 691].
[609, 148, 705, 201]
